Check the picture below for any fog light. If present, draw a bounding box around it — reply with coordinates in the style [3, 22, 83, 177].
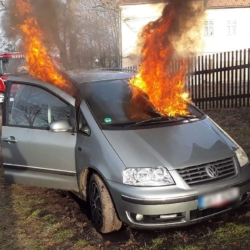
[135, 214, 144, 221]
[160, 214, 177, 219]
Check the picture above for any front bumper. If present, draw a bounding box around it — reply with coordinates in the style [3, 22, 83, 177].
[107, 166, 250, 229]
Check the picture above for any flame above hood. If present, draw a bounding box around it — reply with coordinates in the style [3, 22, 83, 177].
[130, 0, 205, 117]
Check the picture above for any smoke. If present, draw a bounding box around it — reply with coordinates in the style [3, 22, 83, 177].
[138, 0, 206, 63]
[166, 0, 205, 54]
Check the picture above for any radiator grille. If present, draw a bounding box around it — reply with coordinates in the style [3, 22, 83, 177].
[177, 157, 237, 186]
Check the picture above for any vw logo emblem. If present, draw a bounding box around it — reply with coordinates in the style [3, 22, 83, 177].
[205, 165, 219, 178]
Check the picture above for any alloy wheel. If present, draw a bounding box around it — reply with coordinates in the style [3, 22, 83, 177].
[89, 180, 103, 229]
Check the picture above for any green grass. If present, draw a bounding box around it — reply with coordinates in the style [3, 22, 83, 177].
[42, 214, 58, 225]
[29, 209, 42, 219]
[175, 247, 200, 250]
[26, 239, 45, 250]
[55, 229, 73, 242]
[11, 199, 32, 216]
[173, 222, 250, 250]
[74, 239, 88, 248]
[151, 236, 165, 250]
[0, 209, 9, 216]
[0, 224, 7, 230]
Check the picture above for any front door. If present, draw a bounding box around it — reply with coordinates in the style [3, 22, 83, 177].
[2, 80, 78, 191]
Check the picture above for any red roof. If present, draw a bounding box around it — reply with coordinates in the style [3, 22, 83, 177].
[120, 0, 167, 5]
[120, 0, 250, 7]
[208, 0, 250, 8]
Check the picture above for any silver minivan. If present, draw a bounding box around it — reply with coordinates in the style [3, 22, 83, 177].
[2, 71, 250, 233]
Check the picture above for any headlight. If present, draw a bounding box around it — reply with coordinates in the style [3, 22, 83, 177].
[235, 147, 249, 167]
[123, 166, 175, 186]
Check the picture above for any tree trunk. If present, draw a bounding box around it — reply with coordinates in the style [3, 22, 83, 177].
[68, 0, 79, 70]
[40, 0, 71, 70]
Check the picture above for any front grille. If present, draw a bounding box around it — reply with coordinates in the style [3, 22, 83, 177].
[177, 157, 237, 186]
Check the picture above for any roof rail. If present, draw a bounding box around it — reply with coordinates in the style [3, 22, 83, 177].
[99, 68, 138, 73]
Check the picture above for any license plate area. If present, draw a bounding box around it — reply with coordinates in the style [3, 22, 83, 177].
[198, 188, 240, 210]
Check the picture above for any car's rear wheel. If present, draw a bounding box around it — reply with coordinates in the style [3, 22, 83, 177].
[89, 173, 122, 233]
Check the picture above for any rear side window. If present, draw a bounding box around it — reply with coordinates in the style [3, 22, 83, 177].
[8, 83, 70, 128]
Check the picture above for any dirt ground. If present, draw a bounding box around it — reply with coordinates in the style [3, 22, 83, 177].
[1, 108, 250, 250]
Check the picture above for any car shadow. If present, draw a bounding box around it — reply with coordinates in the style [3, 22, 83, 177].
[68, 191, 132, 244]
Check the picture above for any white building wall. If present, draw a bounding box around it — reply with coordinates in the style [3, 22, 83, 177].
[203, 8, 250, 55]
[120, 3, 165, 67]
[121, 5, 250, 67]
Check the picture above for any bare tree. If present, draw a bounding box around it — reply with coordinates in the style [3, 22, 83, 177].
[0, 32, 17, 52]
[2, 0, 121, 69]
[0, 0, 6, 11]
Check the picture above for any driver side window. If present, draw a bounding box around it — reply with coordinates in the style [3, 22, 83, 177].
[8, 83, 71, 129]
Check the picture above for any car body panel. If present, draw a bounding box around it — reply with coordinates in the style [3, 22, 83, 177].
[68, 70, 134, 83]
[107, 163, 250, 228]
[2, 77, 78, 191]
[102, 118, 236, 171]
[75, 101, 126, 186]
[2, 127, 77, 171]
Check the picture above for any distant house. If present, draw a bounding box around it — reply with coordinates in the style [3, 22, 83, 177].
[120, 0, 250, 67]
[204, 0, 250, 55]
[120, 0, 168, 67]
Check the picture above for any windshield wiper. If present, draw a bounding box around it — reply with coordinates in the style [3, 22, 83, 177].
[174, 114, 199, 122]
[104, 114, 199, 128]
[124, 114, 200, 128]
[123, 116, 180, 127]
[134, 116, 164, 125]
[176, 114, 197, 118]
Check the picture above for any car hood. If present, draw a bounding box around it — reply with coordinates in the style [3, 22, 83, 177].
[102, 118, 237, 170]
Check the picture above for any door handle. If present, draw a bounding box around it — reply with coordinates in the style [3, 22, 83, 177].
[3, 136, 17, 143]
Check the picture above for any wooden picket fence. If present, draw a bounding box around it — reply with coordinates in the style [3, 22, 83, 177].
[124, 48, 250, 109]
[186, 48, 250, 109]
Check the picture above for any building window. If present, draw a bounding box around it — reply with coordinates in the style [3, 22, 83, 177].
[227, 20, 236, 36]
[204, 20, 214, 36]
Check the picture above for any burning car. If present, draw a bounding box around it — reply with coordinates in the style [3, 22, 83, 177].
[2, 71, 250, 233]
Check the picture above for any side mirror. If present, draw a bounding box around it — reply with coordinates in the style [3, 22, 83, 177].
[50, 120, 72, 132]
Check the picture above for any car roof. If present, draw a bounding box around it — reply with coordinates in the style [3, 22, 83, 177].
[67, 70, 135, 84]
[6, 70, 136, 104]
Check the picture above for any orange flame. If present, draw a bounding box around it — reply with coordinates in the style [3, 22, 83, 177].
[130, 4, 190, 117]
[16, 0, 68, 90]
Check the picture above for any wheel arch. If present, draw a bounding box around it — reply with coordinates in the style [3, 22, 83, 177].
[79, 167, 121, 221]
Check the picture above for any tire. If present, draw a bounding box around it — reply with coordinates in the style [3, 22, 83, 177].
[89, 173, 122, 233]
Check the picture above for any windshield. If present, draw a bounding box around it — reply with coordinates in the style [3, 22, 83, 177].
[81, 79, 203, 128]
[0, 58, 26, 75]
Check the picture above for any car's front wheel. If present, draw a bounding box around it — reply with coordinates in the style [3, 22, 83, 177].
[89, 173, 122, 233]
